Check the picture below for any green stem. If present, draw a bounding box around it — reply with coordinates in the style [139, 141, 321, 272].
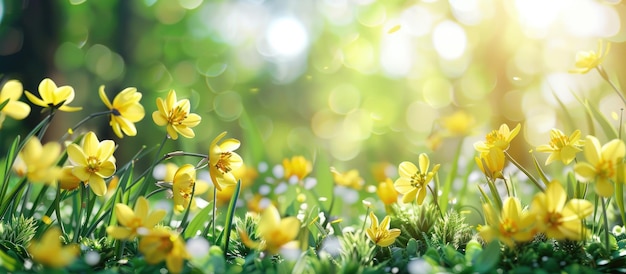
[145, 187, 168, 199]
[596, 66, 626, 106]
[504, 151, 544, 192]
[59, 110, 112, 142]
[221, 180, 241, 256]
[18, 183, 32, 217]
[132, 135, 169, 204]
[427, 185, 444, 219]
[28, 184, 50, 217]
[178, 183, 196, 232]
[212, 184, 217, 244]
[441, 137, 464, 213]
[0, 177, 28, 219]
[601, 197, 610, 251]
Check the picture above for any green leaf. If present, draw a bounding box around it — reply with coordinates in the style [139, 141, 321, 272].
[221, 180, 241, 253]
[183, 201, 214, 239]
[473, 240, 501, 273]
[0, 99, 9, 112]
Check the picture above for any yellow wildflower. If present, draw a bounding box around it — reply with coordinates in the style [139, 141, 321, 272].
[366, 212, 401, 247]
[394, 153, 440, 204]
[536, 129, 583, 165]
[106, 196, 166, 240]
[574, 136, 625, 197]
[239, 204, 300, 254]
[474, 123, 521, 153]
[13, 137, 61, 184]
[208, 131, 243, 191]
[99, 85, 145, 138]
[439, 110, 475, 137]
[172, 164, 197, 212]
[24, 78, 82, 112]
[530, 181, 593, 240]
[331, 168, 364, 190]
[478, 197, 535, 248]
[475, 147, 505, 180]
[377, 178, 398, 205]
[0, 79, 30, 128]
[152, 89, 201, 140]
[66, 131, 116, 196]
[283, 156, 312, 181]
[27, 227, 79, 268]
[139, 227, 189, 274]
[58, 166, 81, 191]
[569, 40, 610, 74]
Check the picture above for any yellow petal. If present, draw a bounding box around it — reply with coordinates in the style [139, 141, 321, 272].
[258, 204, 281, 237]
[418, 153, 430, 173]
[135, 197, 149, 219]
[2, 101, 30, 120]
[106, 226, 132, 240]
[220, 138, 241, 152]
[67, 144, 87, 166]
[38, 78, 57, 103]
[99, 85, 113, 109]
[89, 176, 107, 196]
[152, 111, 168, 126]
[114, 203, 136, 226]
[24, 90, 47, 107]
[398, 161, 417, 178]
[97, 160, 116, 178]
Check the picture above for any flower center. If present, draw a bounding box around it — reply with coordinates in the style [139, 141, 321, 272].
[410, 172, 426, 189]
[215, 152, 233, 174]
[498, 218, 517, 237]
[111, 108, 121, 116]
[545, 211, 562, 228]
[168, 105, 188, 125]
[87, 156, 101, 173]
[596, 159, 615, 179]
[549, 135, 569, 150]
[485, 131, 509, 150]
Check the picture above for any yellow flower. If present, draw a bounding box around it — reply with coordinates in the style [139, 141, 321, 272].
[151, 89, 201, 140]
[569, 40, 610, 74]
[172, 164, 197, 212]
[439, 110, 475, 137]
[371, 162, 393, 183]
[13, 137, 61, 184]
[58, 166, 81, 191]
[474, 123, 521, 153]
[99, 85, 145, 138]
[530, 181, 593, 241]
[394, 154, 440, 204]
[27, 227, 79, 268]
[536, 129, 584, 165]
[24, 78, 82, 112]
[478, 197, 535, 248]
[574, 136, 625, 197]
[208, 131, 243, 191]
[139, 227, 189, 274]
[376, 178, 398, 205]
[366, 212, 401, 247]
[283, 156, 312, 181]
[67, 131, 116, 196]
[331, 168, 364, 190]
[0, 79, 30, 128]
[475, 148, 505, 180]
[106, 196, 166, 240]
[239, 204, 300, 254]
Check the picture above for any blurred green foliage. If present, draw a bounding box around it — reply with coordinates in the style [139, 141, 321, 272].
[1, 0, 625, 186]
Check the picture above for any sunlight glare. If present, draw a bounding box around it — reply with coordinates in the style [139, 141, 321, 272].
[432, 20, 467, 60]
[266, 17, 309, 58]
